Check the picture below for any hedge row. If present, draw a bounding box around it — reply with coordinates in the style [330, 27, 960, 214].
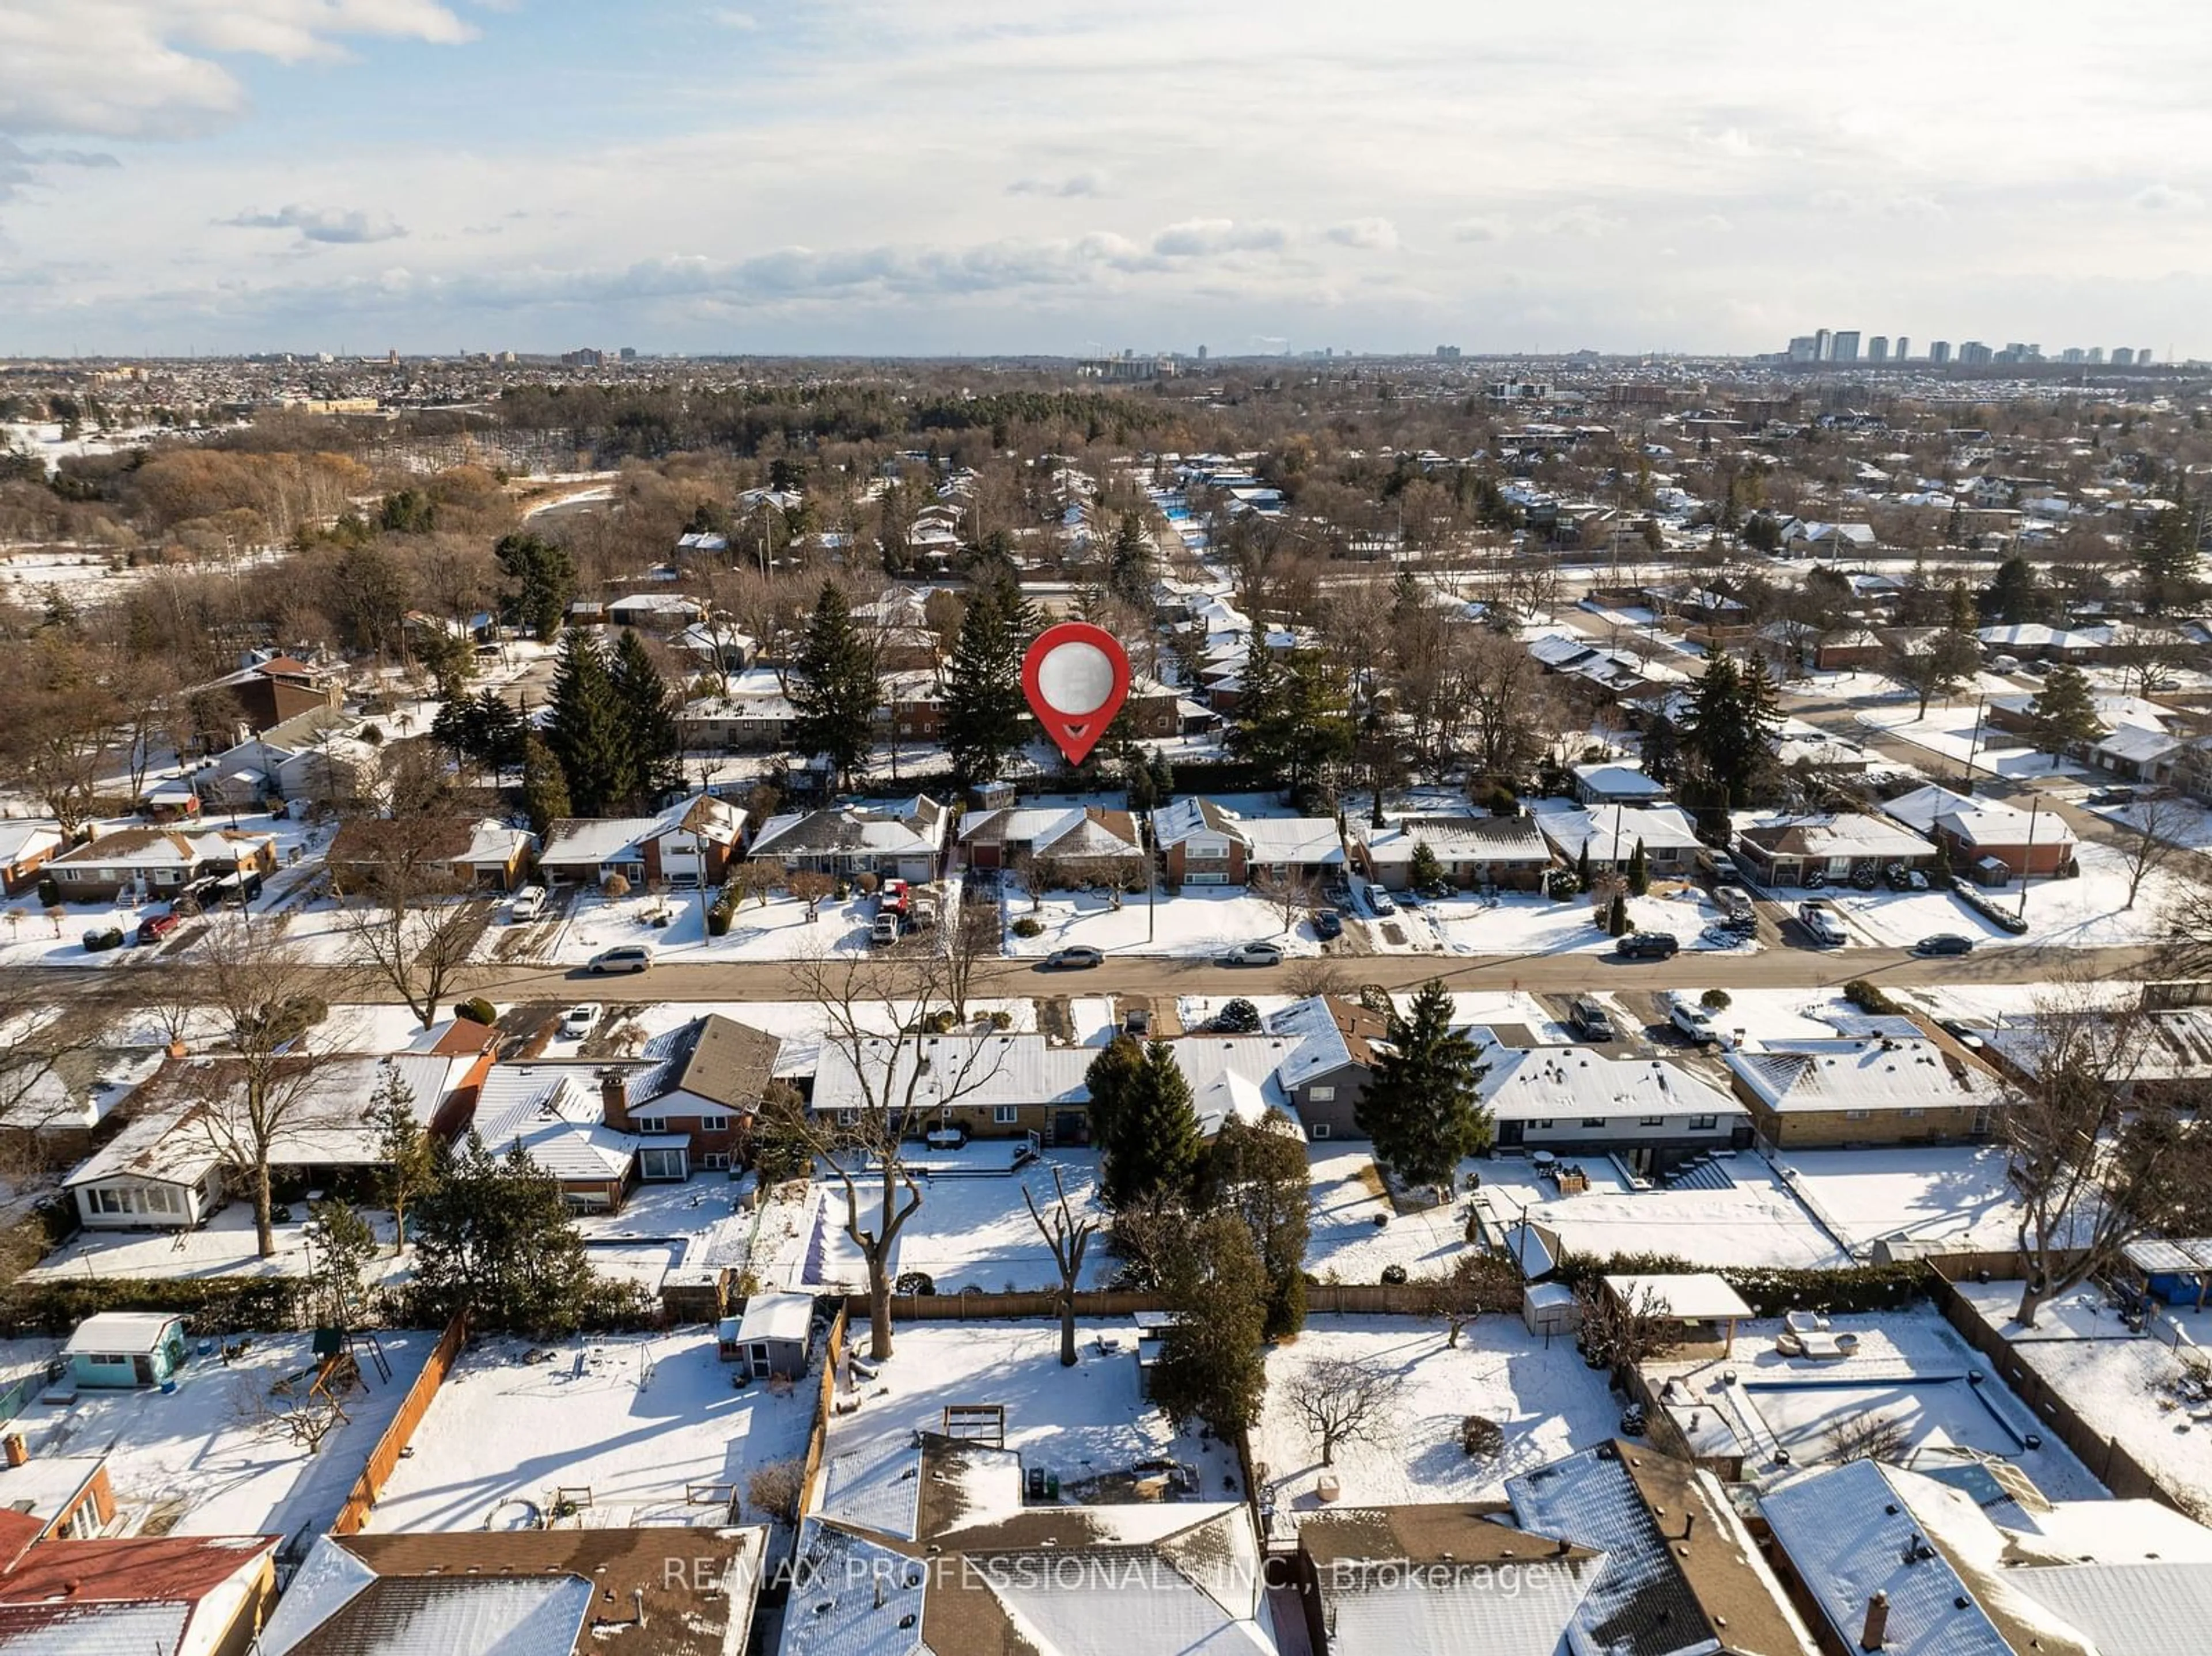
[0, 1275, 306, 1338]
[1551, 1249, 1932, 1317]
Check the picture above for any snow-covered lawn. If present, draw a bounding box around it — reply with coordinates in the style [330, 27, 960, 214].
[778, 1151, 1112, 1295]
[1253, 1316, 1620, 1518]
[1647, 1307, 2103, 1500]
[1408, 885, 1753, 958]
[1950, 1280, 2212, 1512]
[1772, 1146, 2029, 1254]
[22, 1203, 406, 1286]
[589, 998, 1039, 1078]
[819, 1321, 1237, 1521]
[370, 1329, 814, 1532]
[547, 888, 876, 965]
[14, 1329, 438, 1538]
[1475, 1157, 1849, 1270]
[1306, 1146, 1478, 1284]
[1823, 840, 2176, 949]
[1858, 703, 2091, 782]
[1005, 888, 1320, 960]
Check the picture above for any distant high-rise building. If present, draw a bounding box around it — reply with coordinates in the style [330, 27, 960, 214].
[619, 346, 638, 361]
[1929, 340, 1952, 364]
[1893, 336, 1910, 361]
[2086, 347, 2104, 363]
[1831, 331, 1861, 362]
[1959, 341, 1993, 365]
[1196, 344, 1207, 361]
[1815, 328, 1832, 361]
[2139, 347, 2154, 364]
[1435, 345, 1461, 360]
[1868, 336, 1889, 362]
[1787, 335, 1820, 363]
[2112, 347, 2135, 366]
[2062, 347, 2085, 364]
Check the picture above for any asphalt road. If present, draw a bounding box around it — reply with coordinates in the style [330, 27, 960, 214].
[18, 938, 2160, 1009]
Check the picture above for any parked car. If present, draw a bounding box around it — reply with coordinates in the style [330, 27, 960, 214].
[81, 926, 126, 953]
[561, 1002, 601, 1037]
[1363, 886, 1397, 918]
[1797, 902, 1849, 947]
[1567, 996, 1618, 1043]
[1219, 941, 1285, 968]
[1311, 910, 1343, 941]
[1615, 931, 1680, 961]
[1913, 933, 1976, 957]
[135, 910, 181, 945]
[1669, 999, 1722, 1045]
[1713, 885, 1756, 929]
[1937, 1018, 1987, 1051]
[586, 944, 654, 975]
[1419, 880, 1456, 901]
[1046, 945, 1104, 970]
[1123, 1009, 1152, 1037]
[869, 912, 903, 946]
[1398, 888, 1426, 908]
[1698, 847, 1741, 881]
[510, 885, 548, 923]
[2087, 787, 2137, 807]
[1883, 863, 1929, 892]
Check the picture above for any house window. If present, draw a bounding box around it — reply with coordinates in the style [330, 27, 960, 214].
[702, 1153, 730, 1170]
[1639, 1116, 1665, 1127]
[1312, 1123, 1331, 1139]
[634, 1116, 667, 1134]
[992, 1105, 1018, 1125]
[1581, 1117, 1605, 1128]
[1309, 1085, 1335, 1102]
[700, 1115, 730, 1133]
[638, 1148, 687, 1181]
[1844, 1109, 1871, 1121]
[1690, 1115, 1718, 1131]
[1902, 1108, 1925, 1118]
[1532, 1119, 1553, 1130]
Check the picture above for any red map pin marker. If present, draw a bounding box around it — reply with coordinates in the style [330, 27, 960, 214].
[1022, 622, 1131, 766]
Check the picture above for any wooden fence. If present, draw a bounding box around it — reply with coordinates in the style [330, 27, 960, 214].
[841, 1282, 1449, 1324]
[798, 1307, 847, 1518]
[330, 1312, 470, 1537]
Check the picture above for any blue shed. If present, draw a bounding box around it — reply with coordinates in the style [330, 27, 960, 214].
[62, 1313, 188, 1390]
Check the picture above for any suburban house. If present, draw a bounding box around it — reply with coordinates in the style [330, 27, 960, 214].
[183, 653, 344, 740]
[1237, 816, 1347, 886]
[1350, 814, 1553, 891]
[1570, 761, 1670, 806]
[1483, 1048, 1751, 1173]
[677, 669, 800, 752]
[325, 817, 536, 893]
[259, 1529, 765, 1656]
[960, 806, 1146, 886]
[465, 1062, 671, 1208]
[748, 796, 949, 882]
[1149, 797, 1248, 886]
[181, 705, 363, 809]
[0, 821, 64, 894]
[63, 1312, 188, 1389]
[0, 1520, 281, 1656]
[1881, 783, 2078, 880]
[877, 669, 946, 743]
[601, 1014, 780, 1174]
[789, 1433, 1272, 1656]
[1730, 812, 1936, 888]
[538, 794, 747, 888]
[0, 1453, 119, 1543]
[1264, 994, 1384, 1141]
[606, 591, 703, 630]
[46, 828, 278, 904]
[1724, 1025, 2000, 1147]
[808, 1033, 1094, 1146]
[1536, 803, 1705, 877]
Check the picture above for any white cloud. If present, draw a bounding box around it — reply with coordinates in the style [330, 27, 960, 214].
[224, 203, 407, 244]
[2132, 182, 2203, 213]
[1150, 219, 1289, 257]
[1007, 170, 1108, 198]
[1451, 217, 1508, 243]
[708, 7, 759, 27]
[1325, 216, 1398, 251]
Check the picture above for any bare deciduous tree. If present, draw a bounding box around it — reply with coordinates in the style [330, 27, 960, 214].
[1574, 1280, 1685, 1373]
[1283, 959, 1351, 999]
[941, 893, 1003, 1025]
[1422, 1252, 1524, 1348]
[1285, 1354, 1406, 1468]
[336, 816, 487, 1027]
[2112, 791, 2192, 910]
[1826, 1411, 1915, 1465]
[1252, 868, 1320, 937]
[1022, 1164, 1099, 1367]
[788, 869, 835, 920]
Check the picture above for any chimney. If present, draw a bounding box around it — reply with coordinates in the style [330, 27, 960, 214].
[2, 1434, 25, 1469]
[600, 1074, 629, 1126]
[1860, 1590, 1889, 1651]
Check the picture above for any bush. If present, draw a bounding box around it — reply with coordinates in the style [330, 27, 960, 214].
[1011, 916, 1043, 938]
[245, 995, 326, 1047]
[1472, 780, 1520, 817]
[1699, 988, 1732, 1012]
[1213, 998, 1262, 1033]
[1550, 1248, 1929, 1318]
[987, 1010, 1013, 1030]
[454, 996, 497, 1027]
[1460, 1415, 1505, 1458]
[747, 1458, 806, 1522]
[706, 897, 734, 937]
[1842, 979, 1899, 1015]
[0, 1274, 304, 1336]
[895, 1271, 937, 1297]
[602, 872, 631, 899]
[1380, 1264, 1409, 1286]
[35, 877, 60, 909]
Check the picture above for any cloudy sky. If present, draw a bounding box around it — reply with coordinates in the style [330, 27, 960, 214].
[2, 0, 2209, 357]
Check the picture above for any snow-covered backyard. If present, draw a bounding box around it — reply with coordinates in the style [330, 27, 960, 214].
[370, 1329, 814, 1532]
[1003, 887, 1322, 960]
[1476, 1157, 1850, 1270]
[1815, 840, 2177, 950]
[1772, 1146, 2031, 1255]
[1253, 1316, 1619, 1518]
[12, 1329, 438, 1539]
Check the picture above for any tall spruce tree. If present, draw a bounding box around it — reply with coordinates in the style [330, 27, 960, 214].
[1107, 510, 1154, 608]
[942, 579, 1035, 788]
[2028, 664, 2105, 766]
[411, 1133, 598, 1333]
[520, 732, 572, 837]
[1200, 1113, 1312, 1340]
[544, 630, 632, 817]
[1082, 1035, 1145, 1168]
[1103, 1040, 1202, 1210]
[494, 532, 575, 642]
[791, 582, 880, 789]
[2138, 483, 2202, 615]
[1149, 1211, 1270, 1437]
[609, 628, 682, 808]
[1356, 979, 1491, 1191]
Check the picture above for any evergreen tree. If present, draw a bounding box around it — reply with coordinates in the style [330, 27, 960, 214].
[1103, 1041, 1202, 1210]
[411, 1133, 598, 1333]
[1082, 1035, 1145, 1166]
[1981, 555, 2045, 624]
[431, 688, 525, 782]
[1574, 839, 1593, 893]
[609, 628, 682, 808]
[1147, 749, 1174, 806]
[1606, 891, 1630, 935]
[941, 579, 1035, 788]
[494, 532, 575, 642]
[1200, 1113, 1312, 1340]
[1107, 510, 1154, 609]
[544, 631, 633, 816]
[365, 1070, 437, 1257]
[2027, 664, 2105, 767]
[1681, 645, 1778, 808]
[1229, 629, 1286, 771]
[791, 582, 880, 789]
[1355, 980, 1491, 1191]
[1408, 840, 1444, 890]
[1149, 1211, 1270, 1437]
[1638, 716, 1680, 787]
[521, 733, 572, 837]
[2138, 483, 2202, 615]
[1626, 837, 1650, 896]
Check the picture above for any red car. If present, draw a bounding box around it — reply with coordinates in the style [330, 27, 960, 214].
[135, 911, 181, 945]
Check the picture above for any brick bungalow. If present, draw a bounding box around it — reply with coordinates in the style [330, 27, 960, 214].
[0, 822, 63, 895]
[537, 794, 747, 888]
[600, 1014, 779, 1175]
[1880, 783, 2076, 880]
[46, 828, 278, 904]
[1149, 797, 1247, 887]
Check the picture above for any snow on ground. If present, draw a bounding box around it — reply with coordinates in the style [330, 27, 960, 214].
[1065, 995, 1121, 1046]
[1475, 1157, 1849, 1270]
[24, 1203, 404, 1286]
[1772, 1147, 2030, 1254]
[1950, 1281, 2212, 1511]
[1648, 1307, 2103, 1500]
[16, 1329, 437, 1538]
[1253, 1316, 1620, 1518]
[1305, 1146, 1476, 1284]
[1824, 840, 2175, 949]
[1858, 703, 2091, 782]
[547, 889, 874, 965]
[592, 999, 1038, 1077]
[2077, 790, 2212, 851]
[822, 1321, 1238, 1512]
[1005, 888, 1321, 960]
[371, 1329, 814, 1532]
[573, 1176, 755, 1295]
[1673, 987, 1874, 1047]
[779, 1151, 1112, 1295]
[1407, 885, 1753, 959]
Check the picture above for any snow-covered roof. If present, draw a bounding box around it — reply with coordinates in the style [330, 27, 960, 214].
[1737, 813, 1934, 862]
[471, 1065, 641, 1182]
[63, 1310, 183, 1356]
[1725, 1037, 1986, 1115]
[1235, 816, 1345, 865]
[1481, 1050, 1743, 1126]
[1883, 785, 2074, 850]
[734, 1291, 813, 1346]
[1571, 763, 1668, 800]
[1601, 1274, 1752, 1321]
[808, 1034, 1091, 1118]
[1536, 804, 1702, 861]
[1264, 995, 1381, 1090]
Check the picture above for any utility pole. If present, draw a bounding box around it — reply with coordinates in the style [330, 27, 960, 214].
[2017, 797, 2039, 924]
